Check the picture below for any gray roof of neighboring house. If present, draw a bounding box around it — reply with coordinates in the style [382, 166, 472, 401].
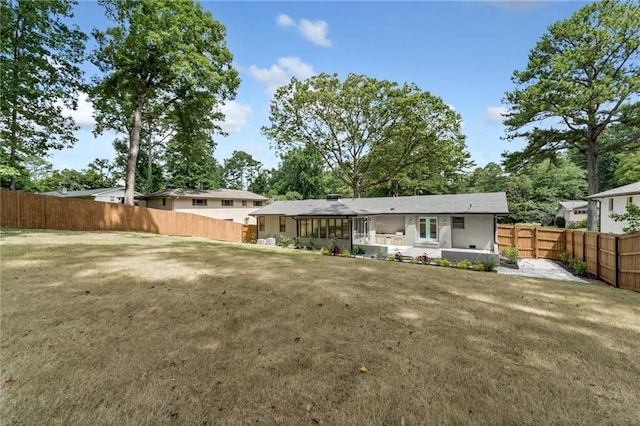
[139, 188, 269, 201]
[558, 200, 588, 210]
[40, 187, 141, 198]
[587, 181, 640, 199]
[251, 192, 508, 217]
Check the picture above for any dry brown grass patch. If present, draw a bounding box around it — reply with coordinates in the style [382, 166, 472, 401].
[1, 230, 639, 425]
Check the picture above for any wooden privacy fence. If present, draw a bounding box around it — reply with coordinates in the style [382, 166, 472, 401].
[498, 225, 640, 291]
[0, 190, 248, 243]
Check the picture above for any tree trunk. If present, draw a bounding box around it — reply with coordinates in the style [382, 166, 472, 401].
[586, 138, 599, 231]
[125, 93, 145, 205]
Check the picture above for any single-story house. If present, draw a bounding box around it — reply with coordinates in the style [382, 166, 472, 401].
[139, 187, 269, 225]
[251, 192, 508, 255]
[587, 181, 640, 233]
[40, 186, 141, 203]
[556, 200, 588, 227]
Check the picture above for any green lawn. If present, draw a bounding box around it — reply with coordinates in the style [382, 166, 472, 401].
[1, 230, 639, 425]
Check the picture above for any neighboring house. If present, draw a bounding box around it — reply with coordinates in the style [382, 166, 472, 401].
[40, 186, 141, 203]
[587, 181, 640, 233]
[139, 187, 268, 225]
[251, 192, 508, 254]
[556, 200, 588, 227]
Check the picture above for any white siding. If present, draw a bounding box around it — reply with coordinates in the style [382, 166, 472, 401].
[600, 195, 638, 233]
[450, 214, 495, 251]
[146, 197, 262, 224]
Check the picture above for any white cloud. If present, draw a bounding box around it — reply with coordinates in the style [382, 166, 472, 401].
[248, 56, 316, 94]
[61, 92, 95, 129]
[484, 106, 508, 124]
[215, 101, 252, 134]
[276, 14, 332, 47]
[276, 13, 294, 27]
[298, 19, 332, 47]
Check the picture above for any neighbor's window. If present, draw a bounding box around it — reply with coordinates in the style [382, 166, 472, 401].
[253, 201, 263, 207]
[279, 216, 286, 233]
[162, 198, 166, 206]
[192, 199, 207, 206]
[452, 216, 465, 229]
[609, 199, 614, 211]
[258, 216, 265, 232]
[221, 200, 233, 206]
[242, 200, 247, 206]
[628, 196, 633, 204]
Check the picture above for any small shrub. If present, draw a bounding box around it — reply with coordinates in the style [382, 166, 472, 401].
[375, 248, 387, 260]
[293, 237, 304, 249]
[434, 258, 451, 267]
[478, 257, 496, 272]
[341, 249, 351, 257]
[417, 253, 429, 265]
[277, 235, 292, 248]
[502, 246, 519, 263]
[331, 244, 341, 256]
[319, 247, 330, 256]
[308, 237, 316, 249]
[353, 245, 366, 255]
[387, 255, 395, 261]
[472, 262, 485, 271]
[554, 216, 566, 228]
[571, 259, 588, 276]
[457, 259, 471, 269]
[558, 251, 570, 264]
[568, 218, 588, 229]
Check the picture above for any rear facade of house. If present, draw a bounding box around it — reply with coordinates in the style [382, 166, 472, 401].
[252, 192, 508, 254]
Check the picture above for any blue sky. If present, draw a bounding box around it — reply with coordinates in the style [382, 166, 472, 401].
[52, 0, 590, 172]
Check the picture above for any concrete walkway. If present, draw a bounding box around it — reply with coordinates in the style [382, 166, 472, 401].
[496, 258, 585, 282]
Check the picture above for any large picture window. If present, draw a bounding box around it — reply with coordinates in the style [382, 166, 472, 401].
[192, 199, 207, 206]
[279, 216, 286, 233]
[300, 218, 348, 239]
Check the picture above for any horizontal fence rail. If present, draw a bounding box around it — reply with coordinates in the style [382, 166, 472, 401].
[498, 224, 639, 292]
[0, 190, 250, 244]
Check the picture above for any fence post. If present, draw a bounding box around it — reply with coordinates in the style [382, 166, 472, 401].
[533, 226, 538, 259]
[595, 233, 600, 280]
[614, 235, 620, 288]
[513, 226, 518, 254]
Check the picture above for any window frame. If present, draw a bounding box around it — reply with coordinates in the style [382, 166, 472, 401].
[609, 199, 614, 211]
[221, 199, 233, 207]
[279, 216, 286, 233]
[258, 216, 265, 232]
[253, 200, 263, 207]
[192, 198, 208, 206]
[452, 216, 465, 230]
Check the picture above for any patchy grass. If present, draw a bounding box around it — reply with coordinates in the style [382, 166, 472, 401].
[1, 230, 639, 425]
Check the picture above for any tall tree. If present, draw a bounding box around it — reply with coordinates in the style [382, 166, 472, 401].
[502, 0, 640, 230]
[467, 162, 508, 194]
[90, 0, 239, 204]
[270, 146, 327, 199]
[0, 0, 86, 190]
[262, 73, 466, 198]
[222, 150, 261, 191]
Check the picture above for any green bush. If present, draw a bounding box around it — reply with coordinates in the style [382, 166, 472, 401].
[434, 258, 451, 267]
[307, 237, 316, 249]
[319, 247, 330, 256]
[293, 237, 304, 249]
[557, 251, 570, 264]
[502, 246, 519, 263]
[375, 248, 387, 260]
[571, 259, 588, 276]
[554, 216, 566, 228]
[568, 219, 588, 229]
[478, 257, 496, 272]
[340, 249, 351, 257]
[277, 235, 292, 248]
[353, 245, 366, 255]
[472, 262, 485, 271]
[457, 259, 471, 269]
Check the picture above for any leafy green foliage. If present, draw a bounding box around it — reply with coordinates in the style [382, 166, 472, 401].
[222, 151, 262, 191]
[263, 73, 468, 198]
[502, 246, 519, 264]
[457, 260, 471, 270]
[269, 146, 328, 199]
[571, 259, 588, 276]
[611, 203, 640, 234]
[502, 0, 640, 230]
[558, 252, 570, 265]
[277, 235, 292, 248]
[568, 219, 588, 230]
[90, 0, 239, 204]
[554, 216, 566, 228]
[1, 0, 87, 189]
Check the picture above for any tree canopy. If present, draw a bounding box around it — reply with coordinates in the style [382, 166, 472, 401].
[0, 0, 86, 190]
[502, 0, 640, 230]
[90, 0, 239, 204]
[262, 73, 468, 198]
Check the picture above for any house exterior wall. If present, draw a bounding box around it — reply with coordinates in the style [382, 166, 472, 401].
[146, 197, 262, 224]
[257, 215, 350, 248]
[599, 195, 638, 233]
[94, 195, 123, 203]
[450, 214, 495, 251]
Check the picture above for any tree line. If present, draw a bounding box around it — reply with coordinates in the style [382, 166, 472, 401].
[1, 0, 638, 230]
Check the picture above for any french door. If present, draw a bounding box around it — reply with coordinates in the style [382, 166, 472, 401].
[418, 217, 437, 241]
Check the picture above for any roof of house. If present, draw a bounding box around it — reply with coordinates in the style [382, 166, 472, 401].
[40, 187, 141, 198]
[252, 192, 508, 217]
[586, 181, 640, 199]
[558, 200, 588, 210]
[139, 188, 268, 201]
